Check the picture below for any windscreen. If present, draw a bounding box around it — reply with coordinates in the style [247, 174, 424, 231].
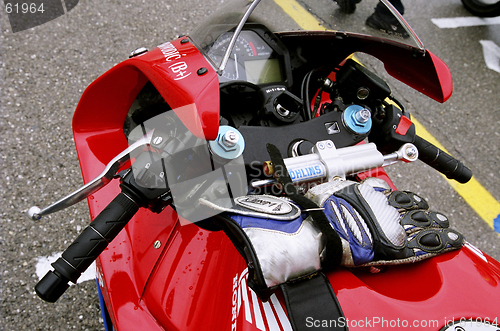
[190, 0, 424, 75]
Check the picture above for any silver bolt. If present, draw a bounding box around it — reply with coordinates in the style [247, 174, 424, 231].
[222, 130, 239, 147]
[152, 136, 163, 146]
[405, 146, 418, 159]
[129, 47, 148, 58]
[323, 78, 334, 89]
[154, 240, 161, 249]
[317, 142, 325, 150]
[354, 108, 371, 124]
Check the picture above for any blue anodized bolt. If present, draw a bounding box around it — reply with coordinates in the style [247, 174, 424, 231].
[343, 105, 372, 135]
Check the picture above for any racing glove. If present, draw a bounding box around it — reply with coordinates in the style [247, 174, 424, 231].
[201, 176, 464, 297]
[201, 195, 325, 298]
[305, 177, 465, 267]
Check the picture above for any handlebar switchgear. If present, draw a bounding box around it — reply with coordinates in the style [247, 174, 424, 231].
[35, 154, 172, 303]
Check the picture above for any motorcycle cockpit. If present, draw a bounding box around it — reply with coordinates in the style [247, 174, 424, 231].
[203, 23, 293, 87]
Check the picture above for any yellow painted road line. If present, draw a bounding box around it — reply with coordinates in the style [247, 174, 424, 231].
[273, 0, 328, 31]
[275, 0, 500, 234]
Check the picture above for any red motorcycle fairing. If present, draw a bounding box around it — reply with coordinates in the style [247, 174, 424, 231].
[71, 36, 220, 329]
[136, 224, 500, 331]
[277, 31, 453, 104]
[72, 37, 220, 168]
[91, 185, 500, 331]
[137, 220, 500, 331]
[72, 35, 219, 300]
[70, 32, 500, 330]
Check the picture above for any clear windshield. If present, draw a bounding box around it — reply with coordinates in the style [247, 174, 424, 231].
[190, 0, 424, 74]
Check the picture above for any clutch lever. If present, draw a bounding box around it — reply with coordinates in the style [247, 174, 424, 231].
[27, 130, 155, 220]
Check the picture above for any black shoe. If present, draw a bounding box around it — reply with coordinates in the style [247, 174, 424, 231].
[335, 0, 357, 14]
[365, 12, 410, 39]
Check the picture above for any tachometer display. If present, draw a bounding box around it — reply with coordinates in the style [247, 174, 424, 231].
[207, 30, 284, 84]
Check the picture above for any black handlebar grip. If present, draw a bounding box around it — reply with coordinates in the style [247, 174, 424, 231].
[35, 193, 139, 303]
[413, 135, 472, 184]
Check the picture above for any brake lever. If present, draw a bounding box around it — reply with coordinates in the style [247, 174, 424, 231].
[27, 130, 155, 220]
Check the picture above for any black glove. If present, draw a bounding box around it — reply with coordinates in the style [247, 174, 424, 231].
[305, 177, 464, 267]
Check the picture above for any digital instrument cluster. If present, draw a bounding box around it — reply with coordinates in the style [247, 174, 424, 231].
[207, 25, 291, 86]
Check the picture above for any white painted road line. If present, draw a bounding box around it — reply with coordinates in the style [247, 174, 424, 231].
[432, 16, 500, 28]
[36, 252, 96, 284]
[480, 40, 500, 74]
[433, 16, 500, 74]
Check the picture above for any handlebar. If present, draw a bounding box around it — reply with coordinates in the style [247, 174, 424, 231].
[413, 135, 472, 184]
[33, 130, 472, 303]
[35, 192, 139, 303]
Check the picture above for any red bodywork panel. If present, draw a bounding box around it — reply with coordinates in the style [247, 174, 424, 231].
[72, 34, 500, 330]
[97, 219, 500, 331]
[73, 37, 220, 329]
[278, 31, 454, 104]
[383, 49, 453, 103]
[144, 227, 500, 331]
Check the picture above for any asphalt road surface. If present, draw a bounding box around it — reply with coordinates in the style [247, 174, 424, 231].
[1, 0, 499, 330]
